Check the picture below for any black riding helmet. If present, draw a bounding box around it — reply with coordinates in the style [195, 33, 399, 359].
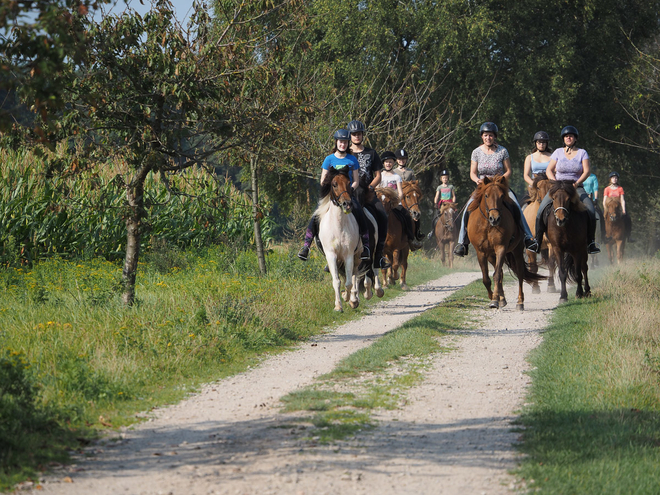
[347, 120, 366, 133]
[533, 131, 549, 142]
[333, 128, 350, 140]
[609, 171, 620, 179]
[395, 149, 408, 159]
[560, 125, 579, 139]
[479, 122, 498, 136]
[380, 151, 396, 161]
[440, 169, 449, 176]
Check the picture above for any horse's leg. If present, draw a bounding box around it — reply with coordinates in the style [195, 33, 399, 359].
[490, 248, 507, 309]
[363, 268, 373, 300]
[400, 249, 409, 290]
[440, 241, 446, 266]
[514, 250, 526, 311]
[582, 254, 591, 298]
[617, 239, 624, 264]
[574, 253, 584, 299]
[372, 266, 384, 298]
[528, 251, 541, 294]
[326, 255, 343, 312]
[607, 243, 614, 265]
[557, 251, 569, 303]
[448, 240, 454, 269]
[476, 251, 494, 305]
[391, 249, 400, 284]
[547, 247, 558, 293]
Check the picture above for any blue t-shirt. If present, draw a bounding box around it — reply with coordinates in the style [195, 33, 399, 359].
[583, 173, 598, 195]
[322, 154, 360, 173]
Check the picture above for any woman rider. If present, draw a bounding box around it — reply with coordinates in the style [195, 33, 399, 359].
[348, 119, 393, 268]
[297, 129, 371, 261]
[532, 125, 601, 254]
[523, 131, 552, 186]
[453, 122, 539, 257]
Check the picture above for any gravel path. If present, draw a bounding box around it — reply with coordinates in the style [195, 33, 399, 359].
[36, 271, 557, 495]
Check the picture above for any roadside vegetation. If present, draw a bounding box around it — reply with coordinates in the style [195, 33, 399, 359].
[0, 245, 450, 489]
[280, 280, 486, 443]
[516, 258, 660, 494]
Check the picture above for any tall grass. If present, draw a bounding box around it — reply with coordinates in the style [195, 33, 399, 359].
[516, 259, 660, 494]
[0, 148, 272, 265]
[0, 246, 449, 489]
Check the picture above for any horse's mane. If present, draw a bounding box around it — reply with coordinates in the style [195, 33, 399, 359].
[440, 202, 458, 214]
[375, 186, 399, 205]
[401, 180, 421, 195]
[604, 196, 622, 213]
[319, 167, 350, 199]
[529, 173, 548, 203]
[548, 181, 586, 211]
[468, 175, 511, 213]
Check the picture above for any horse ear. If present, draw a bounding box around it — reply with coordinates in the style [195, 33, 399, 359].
[483, 176, 491, 185]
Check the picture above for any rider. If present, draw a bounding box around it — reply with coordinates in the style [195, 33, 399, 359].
[434, 169, 456, 207]
[393, 149, 416, 181]
[603, 171, 633, 242]
[453, 122, 539, 257]
[523, 131, 552, 186]
[380, 150, 417, 245]
[532, 125, 601, 254]
[297, 129, 371, 262]
[348, 120, 392, 268]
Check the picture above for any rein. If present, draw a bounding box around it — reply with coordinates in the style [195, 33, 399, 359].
[331, 189, 352, 208]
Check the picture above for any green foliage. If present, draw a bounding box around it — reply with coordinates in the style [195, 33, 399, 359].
[516, 260, 660, 493]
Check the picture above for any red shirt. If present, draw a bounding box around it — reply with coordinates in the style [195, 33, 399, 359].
[604, 185, 624, 198]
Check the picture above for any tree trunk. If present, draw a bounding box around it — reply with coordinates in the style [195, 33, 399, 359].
[250, 154, 267, 275]
[122, 164, 152, 305]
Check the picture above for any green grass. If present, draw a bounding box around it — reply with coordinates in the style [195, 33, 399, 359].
[515, 259, 660, 494]
[0, 245, 451, 489]
[279, 280, 487, 443]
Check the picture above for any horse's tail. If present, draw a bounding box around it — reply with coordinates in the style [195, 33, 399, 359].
[505, 252, 547, 284]
[562, 252, 580, 284]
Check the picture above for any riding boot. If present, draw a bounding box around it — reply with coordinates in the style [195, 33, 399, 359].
[453, 209, 470, 257]
[298, 217, 318, 261]
[360, 232, 371, 260]
[587, 213, 601, 254]
[532, 207, 548, 254]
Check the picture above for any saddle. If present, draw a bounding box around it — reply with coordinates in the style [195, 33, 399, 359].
[393, 205, 415, 242]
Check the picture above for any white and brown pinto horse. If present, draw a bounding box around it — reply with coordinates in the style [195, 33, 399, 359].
[315, 167, 367, 312]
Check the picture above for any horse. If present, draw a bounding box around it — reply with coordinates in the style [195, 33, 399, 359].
[433, 202, 459, 268]
[467, 175, 545, 310]
[545, 181, 591, 303]
[603, 197, 626, 264]
[375, 186, 411, 289]
[401, 180, 422, 226]
[522, 173, 557, 294]
[315, 167, 364, 312]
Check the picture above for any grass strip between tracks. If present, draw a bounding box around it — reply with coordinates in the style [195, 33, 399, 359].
[280, 280, 487, 443]
[515, 259, 660, 494]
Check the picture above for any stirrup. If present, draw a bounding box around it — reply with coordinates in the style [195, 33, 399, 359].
[453, 243, 468, 257]
[588, 241, 601, 254]
[360, 246, 371, 260]
[379, 257, 392, 269]
[297, 246, 309, 261]
[426, 231, 434, 240]
[525, 237, 540, 253]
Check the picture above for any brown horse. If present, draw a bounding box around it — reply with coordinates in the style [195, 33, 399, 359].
[375, 186, 411, 289]
[545, 181, 591, 303]
[434, 202, 459, 268]
[523, 174, 557, 294]
[467, 175, 545, 310]
[603, 197, 626, 264]
[401, 181, 422, 225]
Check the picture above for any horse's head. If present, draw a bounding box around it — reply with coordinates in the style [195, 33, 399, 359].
[375, 186, 398, 214]
[321, 167, 353, 214]
[471, 175, 508, 227]
[401, 180, 422, 221]
[605, 197, 622, 222]
[529, 173, 550, 203]
[440, 202, 458, 231]
[548, 181, 584, 227]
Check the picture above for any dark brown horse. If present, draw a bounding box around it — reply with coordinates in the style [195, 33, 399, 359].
[434, 202, 459, 268]
[545, 181, 591, 303]
[467, 175, 545, 310]
[375, 186, 411, 289]
[603, 197, 626, 264]
[523, 174, 557, 293]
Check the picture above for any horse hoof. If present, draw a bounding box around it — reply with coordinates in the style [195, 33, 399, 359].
[532, 286, 541, 294]
[401, 284, 408, 291]
[547, 286, 558, 293]
[489, 301, 499, 309]
[349, 300, 359, 309]
[559, 298, 568, 304]
[334, 307, 343, 313]
[500, 299, 507, 308]
[516, 303, 524, 311]
[376, 288, 385, 298]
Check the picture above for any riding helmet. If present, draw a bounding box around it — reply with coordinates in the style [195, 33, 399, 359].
[347, 120, 366, 133]
[560, 125, 579, 139]
[333, 128, 350, 140]
[609, 171, 620, 179]
[380, 150, 396, 161]
[533, 131, 549, 142]
[440, 169, 449, 176]
[479, 122, 498, 136]
[395, 149, 408, 159]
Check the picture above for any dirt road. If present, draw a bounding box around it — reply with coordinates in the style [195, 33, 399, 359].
[36, 271, 557, 495]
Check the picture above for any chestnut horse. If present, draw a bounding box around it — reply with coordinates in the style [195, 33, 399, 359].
[375, 186, 411, 289]
[315, 168, 364, 312]
[467, 175, 545, 310]
[434, 202, 459, 268]
[401, 180, 422, 226]
[603, 197, 626, 264]
[545, 181, 591, 303]
[523, 174, 557, 294]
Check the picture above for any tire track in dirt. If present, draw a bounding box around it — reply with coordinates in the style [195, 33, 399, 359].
[36, 271, 479, 495]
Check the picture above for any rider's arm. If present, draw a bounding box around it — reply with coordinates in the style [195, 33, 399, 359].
[502, 157, 512, 180]
[575, 158, 590, 188]
[434, 190, 440, 205]
[320, 168, 328, 185]
[351, 169, 359, 190]
[396, 180, 404, 200]
[370, 170, 381, 190]
[546, 159, 557, 181]
[523, 155, 533, 185]
[470, 160, 480, 184]
[602, 188, 609, 210]
[620, 193, 626, 214]
[451, 187, 456, 203]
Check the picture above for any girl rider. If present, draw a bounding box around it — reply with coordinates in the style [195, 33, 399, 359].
[297, 129, 371, 262]
[453, 122, 539, 257]
[603, 171, 633, 242]
[394, 149, 416, 181]
[347, 120, 392, 269]
[531, 125, 601, 254]
[523, 131, 552, 186]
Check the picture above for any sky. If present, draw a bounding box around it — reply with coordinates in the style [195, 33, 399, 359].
[95, 0, 197, 25]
